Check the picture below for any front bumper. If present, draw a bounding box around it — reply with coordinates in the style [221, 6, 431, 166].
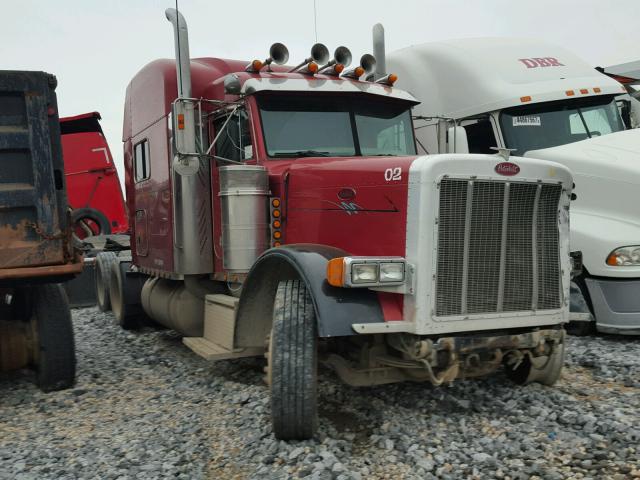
[585, 277, 640, 335]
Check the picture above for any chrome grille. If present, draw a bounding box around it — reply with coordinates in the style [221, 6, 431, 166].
[436, 178, 562, 317]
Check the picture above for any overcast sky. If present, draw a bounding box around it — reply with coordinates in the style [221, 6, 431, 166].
[3, 0, 639, 182]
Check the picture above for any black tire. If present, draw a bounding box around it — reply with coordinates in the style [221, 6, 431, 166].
[71, 207, 111, 240]
[109, 261, 143, 330]
[95, 251, 118, 312]
[270, 280, 318, 440]
[32, 284, 76, 392]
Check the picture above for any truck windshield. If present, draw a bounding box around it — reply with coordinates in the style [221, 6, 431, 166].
[500, 96, 625, 155]
[258, 94, 416, 158]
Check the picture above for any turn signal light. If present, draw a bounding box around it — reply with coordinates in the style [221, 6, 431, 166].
[326, 258, 345, 287]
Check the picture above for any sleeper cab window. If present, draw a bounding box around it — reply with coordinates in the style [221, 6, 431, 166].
[134, 139, 150, 182]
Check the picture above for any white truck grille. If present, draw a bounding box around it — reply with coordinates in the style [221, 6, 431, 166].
[435, 178, 562, 317]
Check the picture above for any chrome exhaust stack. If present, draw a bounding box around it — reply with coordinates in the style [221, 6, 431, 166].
[165, 8, 213, 275]
[372, 23, 386, 81]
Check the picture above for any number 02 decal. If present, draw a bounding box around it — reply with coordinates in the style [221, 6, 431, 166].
[384, 167, 402, 182]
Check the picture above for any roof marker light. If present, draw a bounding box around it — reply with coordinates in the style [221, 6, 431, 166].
[566, 90, 575, 96]
[580, 88, 589, 94]
[520, 95, 532, 102]
[593, 87, 601, 93]
[375, 73, 398, 86]
[245, 59, 264, 73]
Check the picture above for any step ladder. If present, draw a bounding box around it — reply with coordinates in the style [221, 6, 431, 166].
[183, 294, 264, 361]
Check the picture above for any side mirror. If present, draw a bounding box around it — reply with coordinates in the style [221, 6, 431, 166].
[446, 126, 469, 154]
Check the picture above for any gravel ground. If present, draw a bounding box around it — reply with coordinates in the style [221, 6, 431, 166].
[1, 307, 639, 480]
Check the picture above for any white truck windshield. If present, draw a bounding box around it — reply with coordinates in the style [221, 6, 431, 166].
[259, 94, 416, 158]
[500, 97, 625, 155]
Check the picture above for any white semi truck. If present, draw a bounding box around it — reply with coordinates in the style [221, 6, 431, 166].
[378, 33, 640, 335]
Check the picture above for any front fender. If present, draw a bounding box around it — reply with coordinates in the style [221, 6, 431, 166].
[572, 211, 640, 278]
[234, 244, 384, 347]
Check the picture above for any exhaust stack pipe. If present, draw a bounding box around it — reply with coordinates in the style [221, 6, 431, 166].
[164, 8, 213, 275]
[372, 23, 386, 81]
[166, 8, 192, 98]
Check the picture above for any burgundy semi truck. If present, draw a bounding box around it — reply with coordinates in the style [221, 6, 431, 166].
[99, 9, 574, 439]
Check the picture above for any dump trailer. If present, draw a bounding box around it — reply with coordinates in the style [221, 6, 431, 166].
[386, 33, 640, 335]
[0, 70, 81, 391]
[103, 9, 573, 440]
[60, 111, 129, 238]
[58, 111, 129, 308]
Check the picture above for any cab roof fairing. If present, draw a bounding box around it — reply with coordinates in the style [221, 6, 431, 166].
[387, 37, 624, 119]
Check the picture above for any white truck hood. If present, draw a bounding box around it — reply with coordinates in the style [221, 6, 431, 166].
[527, 129, 640, 277]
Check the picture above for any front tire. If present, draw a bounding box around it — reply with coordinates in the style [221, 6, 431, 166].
[505, 340, 565, 386]
[269, 280, 318, 440]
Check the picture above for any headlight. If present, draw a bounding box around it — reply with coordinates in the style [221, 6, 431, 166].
[351, 263, 379, 283]
[606, 246, 640, 266]
[326, 257, 408, 287]
[379, 262, 405, 282]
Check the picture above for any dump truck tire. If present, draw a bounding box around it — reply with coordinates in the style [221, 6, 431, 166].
[505, 341, 565, 386]
[33, 284, 76, 392]
[95, 251, 118, 312]
[269, 280, 318, 440]
[71, 207, 111, 239]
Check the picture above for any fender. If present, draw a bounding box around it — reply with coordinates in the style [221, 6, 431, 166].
[234, 244, 384, 348]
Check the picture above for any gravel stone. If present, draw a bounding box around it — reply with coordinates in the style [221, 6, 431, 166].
[1, 308, 639, 478]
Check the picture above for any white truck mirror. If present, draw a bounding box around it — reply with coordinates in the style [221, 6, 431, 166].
[447, 126, 469, 153]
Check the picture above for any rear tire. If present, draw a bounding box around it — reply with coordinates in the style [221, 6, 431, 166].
[32, 284, 76, 392]
[269, 280, 318, 440]
[109, 261, 143, 330]
[95, 252, 118, 312]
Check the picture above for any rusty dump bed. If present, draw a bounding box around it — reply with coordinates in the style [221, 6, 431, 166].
[0, 71, 80, 281]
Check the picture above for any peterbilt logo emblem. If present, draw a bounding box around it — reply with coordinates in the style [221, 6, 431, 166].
[518, 57, 564, 68]
[495, 162, 520, 176]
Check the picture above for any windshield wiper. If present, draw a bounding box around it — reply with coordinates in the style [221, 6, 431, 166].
[271, 150, 331, 158]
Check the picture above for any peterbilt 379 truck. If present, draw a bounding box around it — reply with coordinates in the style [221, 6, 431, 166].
[386, 34, 640, 335]
[102, 10, 573, 440]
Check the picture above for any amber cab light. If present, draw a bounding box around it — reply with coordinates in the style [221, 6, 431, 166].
[273, 220, 281, 228]
[272, 209, 281, 218]
[520, 95, 532, 103]
[272, 198, 281, 208]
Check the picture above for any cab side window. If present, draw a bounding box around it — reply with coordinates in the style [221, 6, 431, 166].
[213, 108, 252, 161]
[134, 140, 150, 182]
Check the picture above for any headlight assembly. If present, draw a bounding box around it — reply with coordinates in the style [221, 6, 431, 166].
[606, 246, 640, 266]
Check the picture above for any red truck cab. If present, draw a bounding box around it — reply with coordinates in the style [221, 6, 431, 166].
[60, 112, 128, 237]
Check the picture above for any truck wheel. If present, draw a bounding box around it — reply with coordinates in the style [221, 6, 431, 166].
[505, 341, 565, 386]
[71, 207, 111, 240]
[269, 280, 318, 440]
[32, 284, 76, 392]
[95, 252, 118, 312]
[109, 261, 142, 330]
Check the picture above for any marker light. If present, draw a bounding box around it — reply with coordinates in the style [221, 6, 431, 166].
[334, 64, 345, 74]
[326, 257, 345, 287]
[307, 62, 319, 74]
[375, 73, 398, 86]
[177, 113, 185, 130]
[272, 209, 280, 218]
[273, 231, 282, 239]
[566, 90, 575, 96]
[594, 87, 602, 93]
[520, 96, 532, 102]
[272, 198, 280, 208]
[273, 220, 281, 228]
[580, 88, 588, 94]
[354, 66, 365, 77]
[606, 246, 640, 266]
[245, 59, 264, 72]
